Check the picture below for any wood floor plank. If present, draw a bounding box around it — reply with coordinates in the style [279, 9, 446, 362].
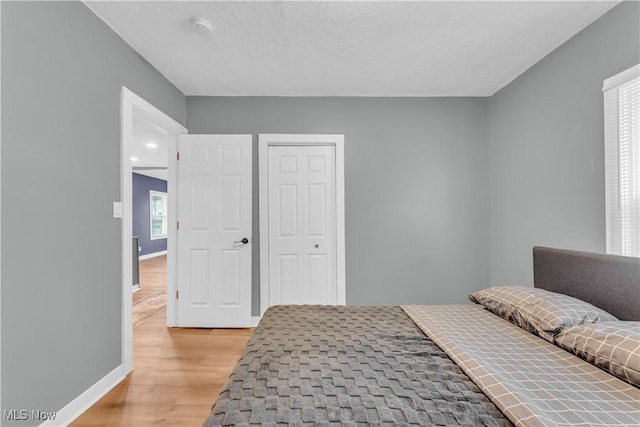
[71, 258, 253, 427]
[133, 255, 168, 304]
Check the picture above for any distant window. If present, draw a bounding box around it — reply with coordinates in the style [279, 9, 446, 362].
[150, 191, 168, 240]
[603, 65, 639, 257]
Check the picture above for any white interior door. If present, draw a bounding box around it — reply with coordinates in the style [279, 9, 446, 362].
[268, 145, 337, 305]
[176, 134, 252, 327]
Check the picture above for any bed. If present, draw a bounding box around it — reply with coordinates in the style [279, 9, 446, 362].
[205, 247, 640, 426]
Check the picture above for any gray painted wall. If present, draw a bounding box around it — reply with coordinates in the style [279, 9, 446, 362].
[187, 97, 490, 315]
[1, 2, 185, 425]
[489, 1, 640, 286]
[132, 173, 168, 256]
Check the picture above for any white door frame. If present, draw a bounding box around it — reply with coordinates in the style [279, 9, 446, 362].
[258, 134, 346, 316]
[121, 87, 187, 374]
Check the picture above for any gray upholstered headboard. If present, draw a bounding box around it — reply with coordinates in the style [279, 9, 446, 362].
[533, 246, 639, 321]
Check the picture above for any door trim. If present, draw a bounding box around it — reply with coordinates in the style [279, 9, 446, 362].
[121, 87, 187, 374]
[258, 134, 346, 316]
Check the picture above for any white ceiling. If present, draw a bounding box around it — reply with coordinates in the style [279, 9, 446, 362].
[131, 109, 169, 175]
[85, 1, 619, 97]
[134, 168, 168, 181]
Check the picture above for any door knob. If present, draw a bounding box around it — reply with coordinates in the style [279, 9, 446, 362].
[234, 238, 249, 244]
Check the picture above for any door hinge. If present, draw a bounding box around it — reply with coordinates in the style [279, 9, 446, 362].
[177, 221, 180, 230]
[176, 290, 179, 299]
[177, 152, 180, 161]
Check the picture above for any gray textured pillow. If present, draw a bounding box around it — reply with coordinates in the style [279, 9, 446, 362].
[555, 322, 640, 387]
[469, 286, 618, 341]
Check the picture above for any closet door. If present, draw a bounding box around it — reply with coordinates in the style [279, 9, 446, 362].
[268, 145, 337, 306]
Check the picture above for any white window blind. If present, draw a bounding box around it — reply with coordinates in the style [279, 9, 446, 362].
[603, 65, 640, 257]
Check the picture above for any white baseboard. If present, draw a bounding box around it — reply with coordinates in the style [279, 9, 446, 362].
[41, 365, 124, 427]
[251, 316, 261, 327]
[139, 250, 167, 260]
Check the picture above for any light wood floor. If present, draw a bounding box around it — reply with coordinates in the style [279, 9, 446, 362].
[72, 255, 254, 427]
[133, 254, 168, 304]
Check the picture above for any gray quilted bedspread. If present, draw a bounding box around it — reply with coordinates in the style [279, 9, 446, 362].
[204, 305, 513, 426]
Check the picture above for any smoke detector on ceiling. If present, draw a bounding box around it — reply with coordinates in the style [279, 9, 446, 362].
[191, 17, 213, 35]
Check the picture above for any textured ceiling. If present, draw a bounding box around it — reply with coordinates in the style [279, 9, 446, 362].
[85, 1, 619, 97]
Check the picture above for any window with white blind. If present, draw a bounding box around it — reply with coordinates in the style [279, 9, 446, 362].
[603, 64, 639, 257]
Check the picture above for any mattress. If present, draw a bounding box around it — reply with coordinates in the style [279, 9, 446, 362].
[404, 305, 640, 427]
[204, 305, 512, 426]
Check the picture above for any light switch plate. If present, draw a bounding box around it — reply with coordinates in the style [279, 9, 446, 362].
[113, 202, 123, 218]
